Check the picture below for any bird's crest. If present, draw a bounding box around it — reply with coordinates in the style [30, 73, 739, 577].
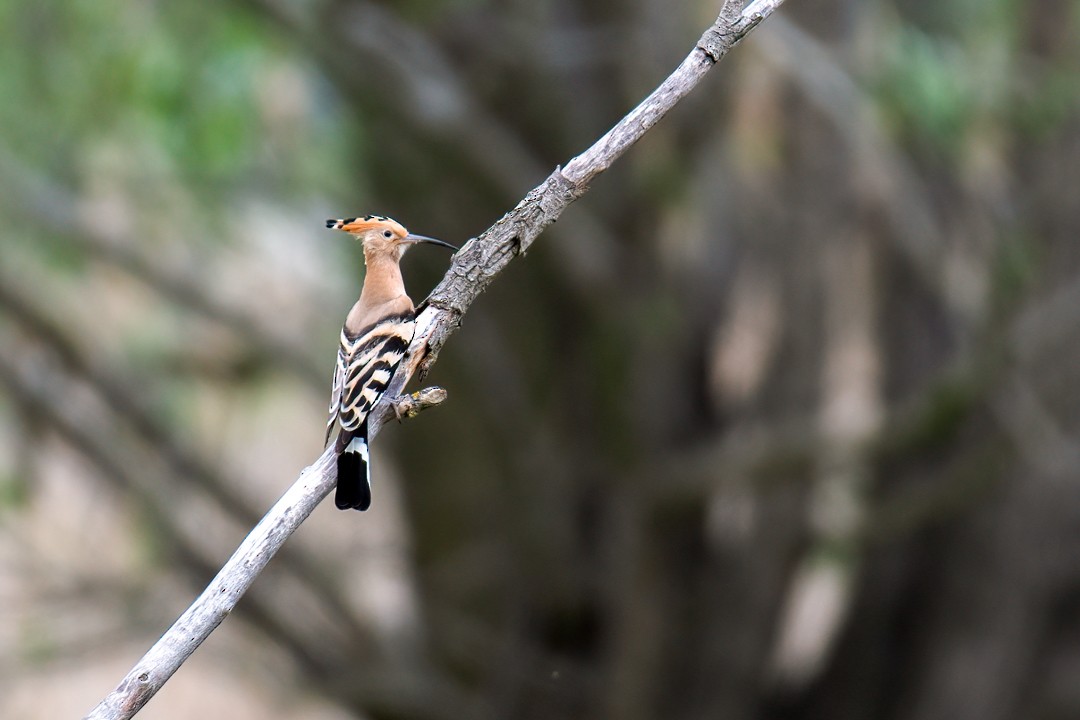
[326, 215, 407, 238]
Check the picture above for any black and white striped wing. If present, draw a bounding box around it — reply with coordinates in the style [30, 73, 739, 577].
[325, 312, 415, 444]
[324, 343, 349, 445]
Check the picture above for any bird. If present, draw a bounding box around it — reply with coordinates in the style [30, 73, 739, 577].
[324, 215, 456, 511]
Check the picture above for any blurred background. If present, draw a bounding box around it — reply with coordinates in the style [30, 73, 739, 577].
[2, 0, 1079, 718]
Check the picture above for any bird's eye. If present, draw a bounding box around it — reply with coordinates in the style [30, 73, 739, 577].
[383, 230, 393, 238]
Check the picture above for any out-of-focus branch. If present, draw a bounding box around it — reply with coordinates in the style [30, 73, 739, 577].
[752, 15, 966, 318]
[0, 144, 325, 386]
[84, 3, 786, 717]
[0, 272, 261, 522]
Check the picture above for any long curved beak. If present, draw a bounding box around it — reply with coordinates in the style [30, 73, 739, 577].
[404, 233, 457, 251]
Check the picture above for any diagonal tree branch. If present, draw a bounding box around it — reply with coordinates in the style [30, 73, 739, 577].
[241, 0, 624, 296]
[84, 2, 787, 718]
[369, 0, 779, 435]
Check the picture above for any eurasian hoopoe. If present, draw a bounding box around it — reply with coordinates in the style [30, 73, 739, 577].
[324, 215, 456, 511]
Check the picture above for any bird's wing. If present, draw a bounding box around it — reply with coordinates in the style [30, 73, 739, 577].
[324, 340, 349, 446]
[332, 312, 416, 439]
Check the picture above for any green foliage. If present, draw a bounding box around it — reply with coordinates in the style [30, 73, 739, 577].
[877, 374, 982, 462]
[991, 231, 1040, 314]
[876, 28, 981, 155]
[875, 0, 1080, 160]
[0, 0, 355, 234]
[0, 472, 29, 510]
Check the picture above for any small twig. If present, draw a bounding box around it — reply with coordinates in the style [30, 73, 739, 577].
[392, 387, 450, 419]
[83, 2, 787, 717]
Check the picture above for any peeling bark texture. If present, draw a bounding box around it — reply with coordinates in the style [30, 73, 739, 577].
[82, 2, 786, 718]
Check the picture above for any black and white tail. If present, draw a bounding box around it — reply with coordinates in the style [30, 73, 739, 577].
[335, 433, 372, 511]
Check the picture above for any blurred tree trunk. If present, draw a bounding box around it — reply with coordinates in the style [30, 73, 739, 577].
[4, 0, 1080, 719]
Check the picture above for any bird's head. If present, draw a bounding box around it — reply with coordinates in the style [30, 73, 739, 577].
[326, 215, 456, 259]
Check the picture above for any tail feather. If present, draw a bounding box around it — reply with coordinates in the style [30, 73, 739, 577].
[335, 435, 372, 511]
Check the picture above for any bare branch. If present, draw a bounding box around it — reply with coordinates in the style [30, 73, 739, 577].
[83, 2, 787, 717]
[83, 446, 339, 720]
[369, 0, 781, 434]
[241, 0, 623, 295]
[389, 386, 450, 419]
[0, 274, 384, 655]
